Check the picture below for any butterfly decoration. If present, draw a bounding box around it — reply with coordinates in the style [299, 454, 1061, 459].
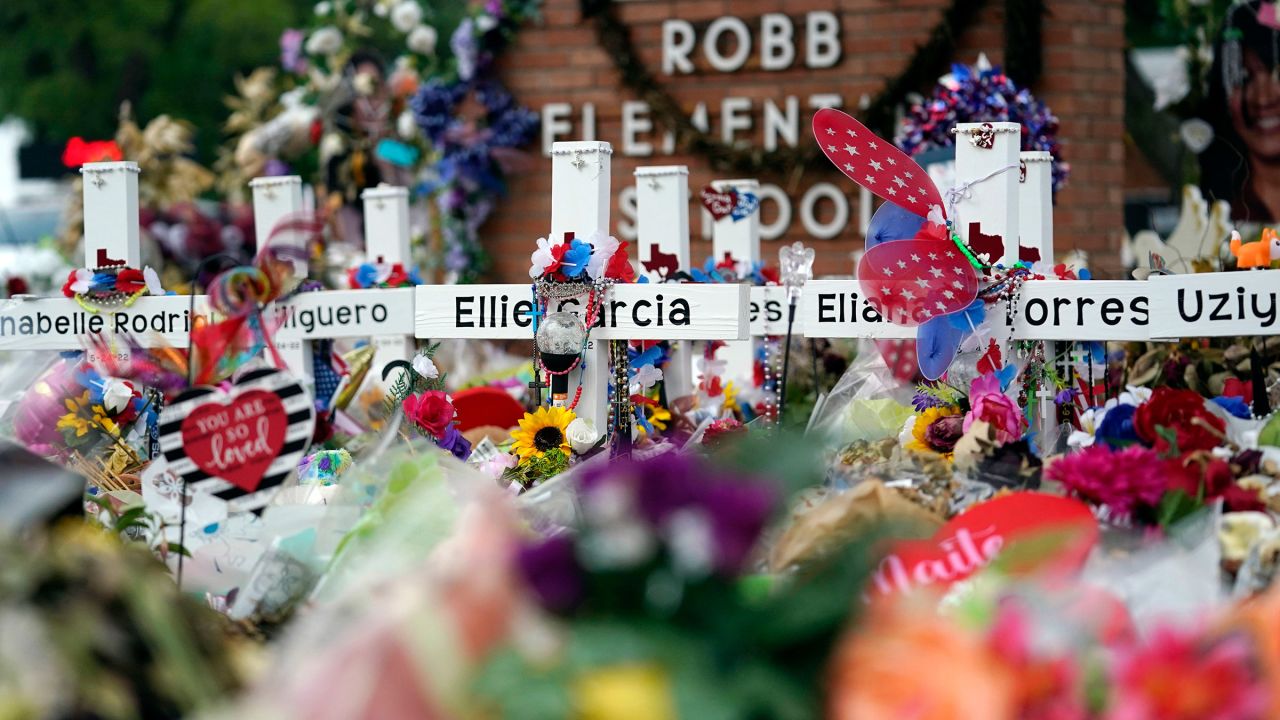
[813, 108, 982, 379]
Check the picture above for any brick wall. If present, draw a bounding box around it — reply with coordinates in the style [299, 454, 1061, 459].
[487, 0, 1126, 281]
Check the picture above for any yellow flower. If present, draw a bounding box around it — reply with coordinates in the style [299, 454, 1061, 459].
[510, 406, 576, 460]
[63, 390, 90, 414]
[906, 406, 961, 457]
[573, 664, 676, 720]
[722, 381, 739, 412]
[57, 412, 91, 437]
[646, 405, 671, 433]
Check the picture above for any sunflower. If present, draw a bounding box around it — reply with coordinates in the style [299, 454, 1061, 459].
[511, 406, 576, 460]
[643, 405, 671, 435]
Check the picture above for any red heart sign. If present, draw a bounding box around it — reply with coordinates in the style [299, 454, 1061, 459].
[812, 107, 944, 220]
[869, 493, 1098, 599]
[857, 237, 979, 326]
[180, 389, 288, 493]
[700, 187, 737, 221]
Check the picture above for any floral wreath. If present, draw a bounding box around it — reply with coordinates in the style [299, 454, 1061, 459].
[61, 250, 169, 312]
[382, 347, 471, 461]
[346, 259, 424, 289]
[412, 78, 539, 282]
[529, 230, 635, 284]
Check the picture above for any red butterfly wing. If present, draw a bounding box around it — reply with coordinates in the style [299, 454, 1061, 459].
[812, 108, 944, 220]
[858, 239, 978, 327]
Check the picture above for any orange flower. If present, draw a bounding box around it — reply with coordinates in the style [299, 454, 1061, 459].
[828, 595, 1017, 720]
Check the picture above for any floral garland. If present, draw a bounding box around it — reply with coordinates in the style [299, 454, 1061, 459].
[412, 79, 539, 281]
[346, 260, 424, 288]
[529, 230, 634, 283]
[61, 254, 168, 312]
[897, 58, 1070, 191]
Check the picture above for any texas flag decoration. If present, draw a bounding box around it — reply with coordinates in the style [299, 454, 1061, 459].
[813, 108, 945, 221]
[857, 238, 979, 326]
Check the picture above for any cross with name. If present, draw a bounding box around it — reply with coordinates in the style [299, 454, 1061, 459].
[414, 141, 749, 432]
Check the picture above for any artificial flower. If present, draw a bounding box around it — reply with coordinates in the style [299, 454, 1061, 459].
[605, 240, 636, 282]
[1223, 378, 1253, 401]
[478, 452, 518, 480]
[99, 378, 136, 415]
[1165, 455, 1266, 512]
[1134, 387, 1226, 454]
[279, 28, 307, 73]
[1096, 403, 1140, 448]
[965, 392, 1028, 445]
[143, 266, 164, 296]
[407, 24, 438, 55]
[402, 390, 455, 438]
[115, 268, 146, 295]
[1213, 395, 1253, 420]
[435, 424, 472, 461]
[701, 417, 745, 447]
[558, 238, 592, 279]
[56, 411, 91, 438]
[62, 268, 94, 296]
[631, 363, 662, 392]
[390, 0, 423, 33]
[1068, 407, 1103, 450]
[412, 354, 440, 379]
[644, 405, 671, 434]
[517, 534, 583, 613]
[584, 231, 621, 280]
[1046, 445, 1166, 519]
[1107, 626, 1267, 720]
[529, 236, 562, 279]
[304, 26, 343, 56]
[565, 417, 601, 454]
[511, 406, 576, 460]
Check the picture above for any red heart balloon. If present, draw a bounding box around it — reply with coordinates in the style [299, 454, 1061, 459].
[812, 107, 944, 220]
[700, 187, 737, 221]
[181, 389, 288, 493]
[870, 493, 1099, 599]
[857, 238, 978, 326]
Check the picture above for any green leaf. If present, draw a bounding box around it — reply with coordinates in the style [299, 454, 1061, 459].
[1154, 425, 1181, 456]
[113, 506, 149, 533]
[1157, 489, 1202, 529]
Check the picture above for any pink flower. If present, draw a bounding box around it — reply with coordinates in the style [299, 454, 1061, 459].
[1106, 625, 1267, 720]
[964, 392, 1027, 444]
[1045, 445, 1167, 519]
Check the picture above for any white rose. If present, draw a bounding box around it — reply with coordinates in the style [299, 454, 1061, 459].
[412, 354, 439, 379]
[566, 417, 601, 454]
[407, 24, 437, 55]
[390, 1, 423, 33]
[101, 378, 134, 415]
[305, 26, 344, 57]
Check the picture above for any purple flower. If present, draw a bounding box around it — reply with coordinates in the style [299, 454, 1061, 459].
[435, 425, 472, 461]
[280, 29, 306, 73]
[576, 453, 777, 575]
[911, 390, 947, 412]
[516, 535, 583, 613]
[1054, 387, 1078, 405]
[451, 19, 478, 81]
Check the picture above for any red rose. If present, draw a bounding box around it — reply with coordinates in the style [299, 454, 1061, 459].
[115, 268, 146, 295]
[384, 265, 409, 287]
[402, 390, 455, 438]
[1166, 455, 1266, 512]
[1134, 387, 1226, 454]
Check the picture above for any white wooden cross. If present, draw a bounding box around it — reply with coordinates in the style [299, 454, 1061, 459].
[415, 141, 749, 432]
[634, 165, 693, 400]
[0, 161, 196, 357]
[358, 184, 417, 388]
[708, 178, 762, 386]
[248, 178, 416, 392]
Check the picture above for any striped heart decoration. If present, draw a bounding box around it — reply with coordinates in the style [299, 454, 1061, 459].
[158, 367, 314, 514]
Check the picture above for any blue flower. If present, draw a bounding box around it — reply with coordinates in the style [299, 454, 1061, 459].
[352, 263, 379, 288]
[560, 239, 592, 278]
[1096, 404, 1140, 448]
[1212, 395, 1252, 419]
